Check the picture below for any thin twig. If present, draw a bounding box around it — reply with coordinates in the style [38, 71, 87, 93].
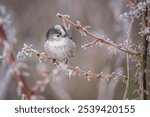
[123, 17, 134, 100]
[82, 39, 100, 48]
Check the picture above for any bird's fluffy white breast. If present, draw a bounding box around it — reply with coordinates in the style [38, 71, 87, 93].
[44, 38, 75, 61]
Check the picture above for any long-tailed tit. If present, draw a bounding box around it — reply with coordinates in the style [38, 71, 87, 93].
[44, 25, 76, 63]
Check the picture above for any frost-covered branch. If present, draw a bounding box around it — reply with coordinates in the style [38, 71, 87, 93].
[138, 2, 149, 99]
[18, 44, 139, 85]
[123, 17, 134, 100]
[56, 13, 139, 56]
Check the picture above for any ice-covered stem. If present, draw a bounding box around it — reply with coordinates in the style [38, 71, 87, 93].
[22, 46, 58, 65]
[56, 13, 139, 56]
[70, 66, 139, 85]
[0, 18, 33, 99]
[123, 18, 134, 100]
[138, 1, 149, 100]
[20, 45, 139, 84]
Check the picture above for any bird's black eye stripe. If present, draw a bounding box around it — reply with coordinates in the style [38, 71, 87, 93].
[57, 34, 60, 37]
[61, 25, 67, 33]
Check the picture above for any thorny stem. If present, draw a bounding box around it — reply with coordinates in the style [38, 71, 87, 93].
[123, 18, 134, 100]
[138, 2, 149, 100]
[0, 18, 33, 99]
[57, 13, 139, 56]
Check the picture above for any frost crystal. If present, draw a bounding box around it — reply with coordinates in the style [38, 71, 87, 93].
[68, 69, 76, 78]
[119, 12, 129, 20]
[56, 13, 70, 18]
[139, 27, 150, 35]
[56, 13, 71, 30]
[120, 1, 147, 20]
[17, 44, 33, 60]
[81, 45, 87, 50]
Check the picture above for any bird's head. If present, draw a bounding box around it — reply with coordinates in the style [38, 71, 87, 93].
[46, 25, 69, 41]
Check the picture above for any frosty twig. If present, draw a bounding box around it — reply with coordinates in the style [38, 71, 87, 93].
[56, 13, 139, 56]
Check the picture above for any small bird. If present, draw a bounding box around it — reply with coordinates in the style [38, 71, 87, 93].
[44, 25, 76, 63]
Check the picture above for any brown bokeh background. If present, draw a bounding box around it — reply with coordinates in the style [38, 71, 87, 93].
[0, 0, 149, 100]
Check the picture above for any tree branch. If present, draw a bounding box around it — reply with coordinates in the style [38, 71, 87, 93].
[56, 13, 139, 56]
[20, 45, 139, 85]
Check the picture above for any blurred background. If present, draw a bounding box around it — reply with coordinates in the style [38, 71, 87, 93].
[0, 0, 149, 100]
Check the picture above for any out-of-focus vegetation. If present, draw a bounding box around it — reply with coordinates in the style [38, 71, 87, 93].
[0, 0, 149, 100]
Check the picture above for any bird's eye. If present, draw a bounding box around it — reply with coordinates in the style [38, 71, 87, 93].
[57, 34, 60, 37]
